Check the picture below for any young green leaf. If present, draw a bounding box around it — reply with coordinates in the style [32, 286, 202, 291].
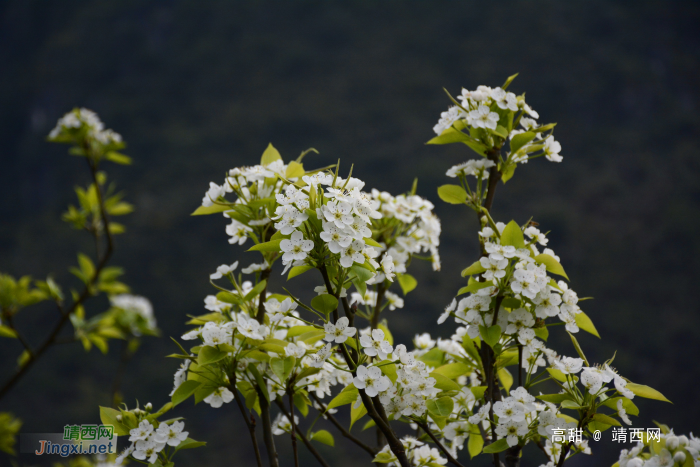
[396, 273, 417, 295]
[311, 294, 338, 315]
[171, 380, 202, 407]
[626, 383, 672, 403]
[534, 254, 569, 280]
[261, 143, 282, 166]
[483, 438, 509, 453]
[437, 184, 468, 205]
[500, 221, 525, 249]
[461, 260, 486, 277]
[479, 324, 501, 349]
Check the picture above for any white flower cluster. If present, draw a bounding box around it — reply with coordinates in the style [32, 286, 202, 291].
[48, 108, 123, 145]
[433, 84, 563, 164]
[117, 419, 188, 464]
[375, 435, 448, 467]
[446, 159, 496, 180]
[448, 223, 583, 344]
[109, 294, 157, 335]
[371, 189, 442, 272]
[616, 431, 700, 467]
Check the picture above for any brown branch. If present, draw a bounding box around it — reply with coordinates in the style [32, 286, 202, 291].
[255, 267, 279, 467]
[289, 391, 300, 467]
[310, 393, 377, 456]
[231, 367, 263, 467]
[0, 157, 114, 401]
[275, 399, 331, 467]
[416, 421, 465, 467]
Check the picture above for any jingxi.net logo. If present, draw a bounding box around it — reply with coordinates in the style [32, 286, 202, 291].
[20, 424, 117, 457]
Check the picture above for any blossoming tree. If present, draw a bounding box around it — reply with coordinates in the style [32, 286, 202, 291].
[4, 75, 695, 467]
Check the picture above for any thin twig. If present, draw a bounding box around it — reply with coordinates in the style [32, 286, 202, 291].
[231, 368, 263, 467]
[275, 399, 331, 467]
[310, 393, 377, 456]
[0, 157, 114, 401]
[417, 421, 465, 467]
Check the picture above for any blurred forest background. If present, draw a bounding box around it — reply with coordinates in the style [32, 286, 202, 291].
[1, 1, 699, 466]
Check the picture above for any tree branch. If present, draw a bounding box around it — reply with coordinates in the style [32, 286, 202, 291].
[417, 421, 465, 467]
[275, 399, 331, 467]
[310, 393, 377, 456]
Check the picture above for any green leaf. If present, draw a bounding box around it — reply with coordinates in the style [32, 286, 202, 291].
[349, 265, 374, 283]
[457, 280, 493, 296]
[432, 362, 472, 380]
[602, 397, 639, 416]
[497, 368, 513, 394]
[536, 394, 571, 404]
[198, 346, 228, 366]
[575, 311, 600, 338]
[500, 221, 525, 249]
[468, 431, 483, 458]
[362, 419, 376, 431]
[78, 253, 95, 279]
[270, 356, 296, 383]
[171, 381, 202, 407]
[104, 151, 132, 165]
[461, 261, 486, 277]
[509, 131, 536, 154]
[310, 430, 335, 447]
[311, 294, 338, 315]
[427, 396, 454, 417]
[426, 127, 472, 145]
[493, 125, 509, 139]
[286, 161, 305, 178]
[534, 326, 549, 341]
[626, 383, 672, 403]
[99, 407, 130, 436]
[501, 162, 517, 184]
[396, 273, 417, 295]
[191, 204, 231, 216]
[479, 324, 501, 349]
[534, 254, 569, 280]
[287, 325, 320, 338]
[247, 240, 282, 252]
[364, 237, 382, 248]
[244, 280, 268, 301]
[327, 384, 359, 411]
[546, 368, 567, 382]
[470, 386, 487, 400]
[502, 72, 519, 90]
[0, 325, 18, 338]
[372, 450, 396, 463]
[430, 372, 461, 391]
[173, 437, 207, 453]
[437, 184, 467, 205]
[418, 347, 444, 368]
[350, 400, 367, 430]
[591, 413, 622, 427]
[560, 400, 583, 410]
[261, 143, 282, 166]
[288, 265, 313, 280]
[247, 364, 270, 404]
[568, 332, 589, 367]
[483, 438, 509, 453]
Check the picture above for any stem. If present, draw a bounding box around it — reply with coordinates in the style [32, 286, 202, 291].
[416, 421, 465, 467]
[253, 266, 278, 467]
[321, 263, 409, 466]
[0, 158, 114, 402]
[517, 345, 523, 389]
[232, 369, 264, 467]
[275, 399, 331, 467]
[110, 339, 132, 407]
[289, 391, 299, 467]
[310, 393, 377, 456]
[371, 282, 387, 330]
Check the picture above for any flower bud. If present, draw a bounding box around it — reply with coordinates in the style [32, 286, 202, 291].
[673, 451, 686, 464]
[666, 435, 679, 450]
[116, 415, 123, 422]
[677, 435, 689, 447]
[145, 402, 153, 411]
[133, 408, 142, 416]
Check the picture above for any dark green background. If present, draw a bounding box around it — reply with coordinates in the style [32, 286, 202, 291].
[1, 1, 699, 466]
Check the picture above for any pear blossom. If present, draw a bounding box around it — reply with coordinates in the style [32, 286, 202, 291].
[280, 231, 314, 263]
[360, 329, 393, 360]
[204, 387, 234, 408]
[154, 421, 189, 447]
[324, 317, 356, 344]
[353, 365, 391, 397]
